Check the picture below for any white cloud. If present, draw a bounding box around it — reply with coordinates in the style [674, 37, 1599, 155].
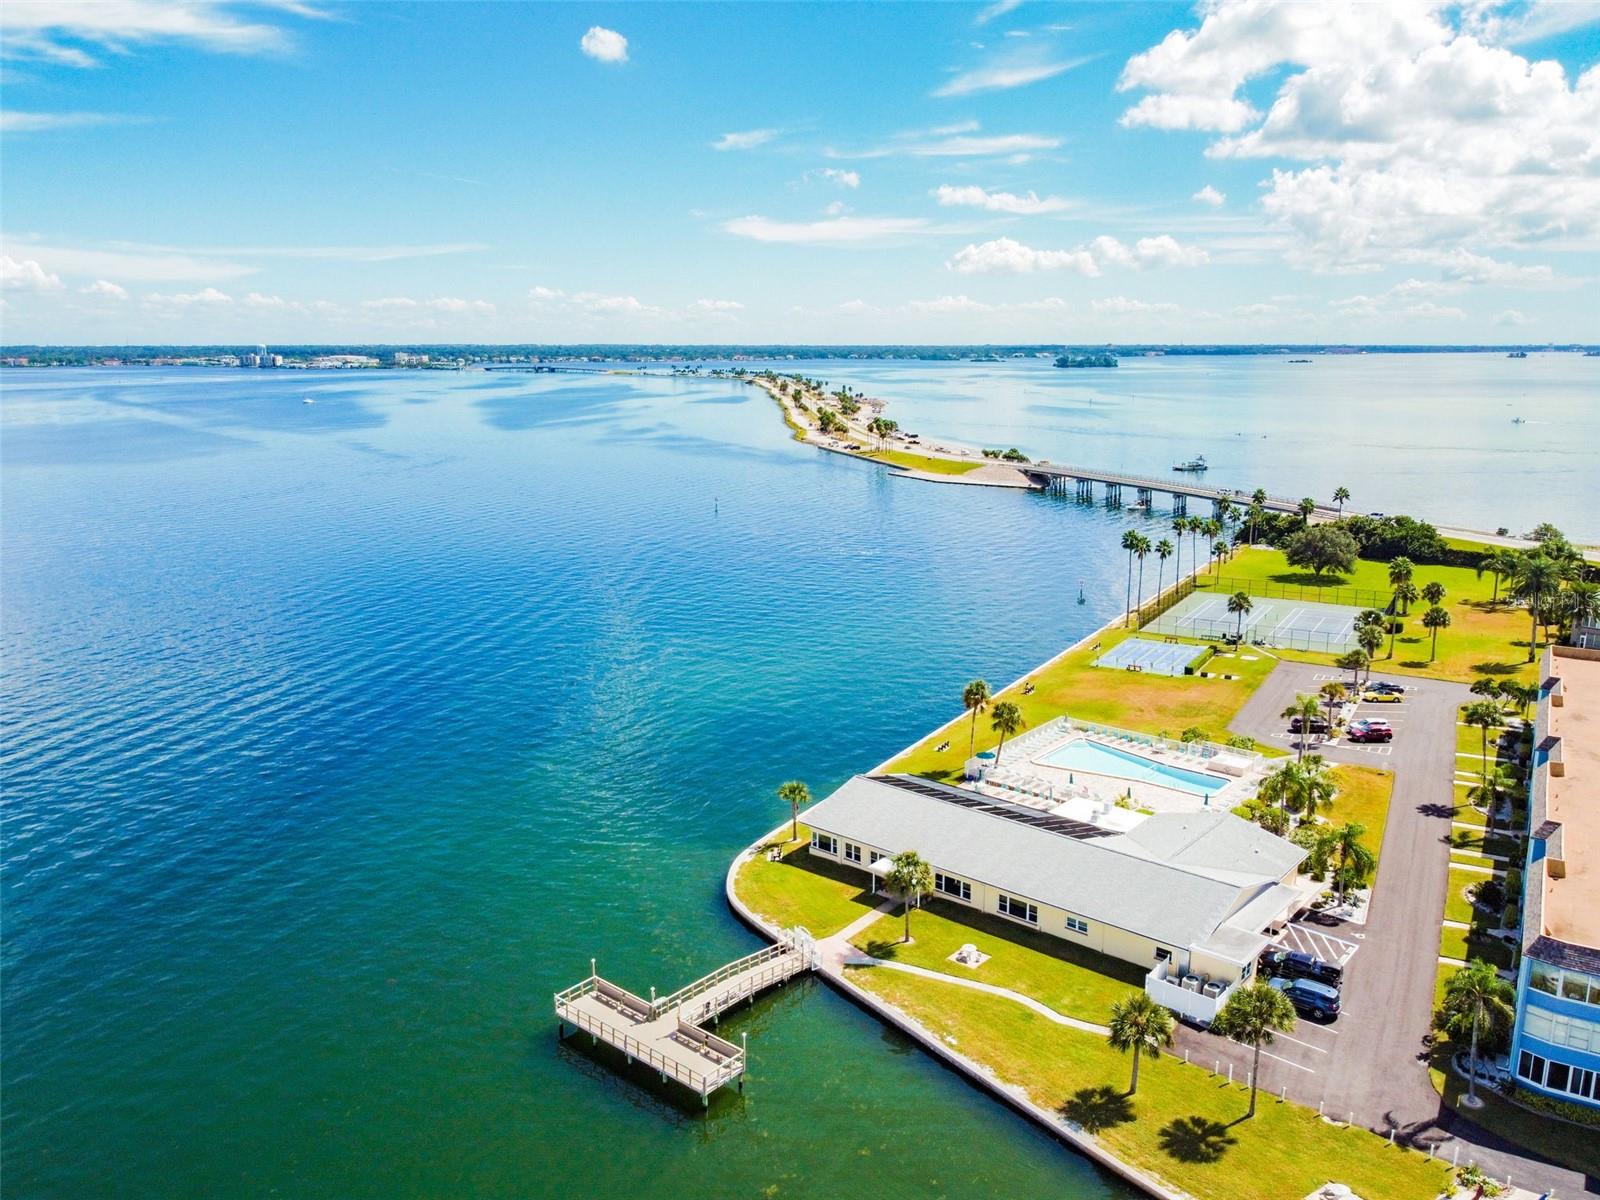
[907, 294, 992, 313]
[810, 167, 860, 188]
[1, 254, 63, 291]
[688, 298, 743, 314]
[144, 287, 234, 307]
[974, 0, 1023, 26]
[714, 128, 778, 151]
[1119, 2, 1600, 275]
[828, 122, 1059, 159]
[823, 200, 849, 216]
[932, 55, 1094, 98]
[580, 26, 628, 63]
[933, 184, 1072, 214]
[837, 299, 877, 315]
[1092, 296, 1180, 315]
[528, 286, 662, 319]
[0, 0, 313, 67]
[1496, 307, 1532, 326]
[0, 111, 144, 133]
[363, 295, 495, 315]
[80, 279, 128, 300]
[723, 214, 931, 245]
[1192, 185, 1226, 207]
[947, 234, 1208, 275]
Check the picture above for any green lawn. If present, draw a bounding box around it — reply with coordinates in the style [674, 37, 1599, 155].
[850, 897, 1144, 1021]
[1444, 867, 1487, 926]
[863, 448, 982, 475]
[1450, 789, 1489, 827]
[1449, 828, 1522, 861]
[1439, 924, 1514, 968]
[854, 968, 1448, 1200]
[885, 625, 1277, 781]
[732, 827, 880, 938]
[1195, 549, 1539, 684]
[1437, 1065, 1600, 1177]
[1326, 765, 1393, 871]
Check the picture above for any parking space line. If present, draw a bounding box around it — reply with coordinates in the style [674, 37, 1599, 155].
[1273, 1031, 1330, 1054]
[1258, 1049, 1317, 1074]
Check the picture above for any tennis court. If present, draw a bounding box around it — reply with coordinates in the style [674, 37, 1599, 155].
[1144, 590, 1365, 652]
[1095, 637, 1205, 677]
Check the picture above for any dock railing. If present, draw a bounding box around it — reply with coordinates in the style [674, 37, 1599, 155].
[652, 928, 815, 1020]
[555, 983, 742, 1095]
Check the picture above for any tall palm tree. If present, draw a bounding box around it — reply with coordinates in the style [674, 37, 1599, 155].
[1477, 549, 1518, 603]
[1462, 700, 1501, 793]
[990, 701, 1025, 763]
[1257, 760, 1301, 816]
[1188, 518, 1203, 580]
[1325, 821, 1375, 904]
[1282, 695, 1322, 762]
[778, 780, 811, 842]
[1203, 518, 1223, 575]
[1388, 556, 1415, 590]
[1357, 622, 1384, 673]
[1246, 501, 1266, 547]
[962, 679, 991, 757]
[1171, 517, 1187, 583]
[1213, 981, 1297, 1118]
[1436, 960, 1514, 1106]
[1319, 681, 1347, 732]
[1154, 538, 1174, 602]
[1120, 529, 1141, 628]
[1422, 605, 1452, 661]
[1385, 617, 1403, 660]
[1393, 579, 1419, 616]
[1107, 991, 1174, 1096]
[1335, 649, 1368, 688]
[1422, 580, 1446, 608]
[1298, 497, 1316, 523]
[1132, 534, 1152, 624]
[1332, 486, 1350, 516]
[1227, 591, 1253, 640]
[1564, 580, 1600, 643]
[885, 850, 933, 943]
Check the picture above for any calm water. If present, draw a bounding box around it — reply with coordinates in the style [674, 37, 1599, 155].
[1, 355, 1591, 1198]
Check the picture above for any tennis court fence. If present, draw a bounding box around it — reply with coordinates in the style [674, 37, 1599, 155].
[1142, 610, 1358, 654]
[1192, 575, 1389, 611]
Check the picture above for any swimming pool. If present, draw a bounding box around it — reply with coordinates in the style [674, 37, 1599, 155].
[1039, 738, 1229, 798]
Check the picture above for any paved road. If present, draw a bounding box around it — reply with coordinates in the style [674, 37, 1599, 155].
[1176, 659, 1595, 1194]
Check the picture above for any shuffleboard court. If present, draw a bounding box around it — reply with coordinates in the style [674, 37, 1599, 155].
[1145, 589, 1367, 652]
[1094, 637, 1204, 677]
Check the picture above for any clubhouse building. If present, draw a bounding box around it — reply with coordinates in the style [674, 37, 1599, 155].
[1510, 645, 1600, 1111]
[800, 773, 1310, 1020]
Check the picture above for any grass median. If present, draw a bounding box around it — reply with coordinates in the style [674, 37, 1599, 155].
[854, 966, 1449, 1200]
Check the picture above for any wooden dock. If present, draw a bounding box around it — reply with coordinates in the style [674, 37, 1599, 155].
[554, 928, 817, 1102]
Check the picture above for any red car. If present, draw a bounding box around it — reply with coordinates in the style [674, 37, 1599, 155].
[1346, 718, 1393, 743]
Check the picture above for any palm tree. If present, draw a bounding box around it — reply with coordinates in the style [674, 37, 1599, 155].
[1120, 529, 1141, 628]
[1282, 695, 1322, 762]
[1257, 760, 1300, 817]
[1107, 991, 1174, 1096]
[1564, 580, 1600, 643]
[1392, 579, 1419, 616]
[990, 701, 1025, 763]
[1477, 549, 1518, 603]
[1297, 497, 1316, 523]
[1421, 605, 1451, 661]
[1436, 960, 1514, 1107]
[962, 679, 991, 757]
[1245, 501, 1266, 547]
[1227, 591, 1253, 640]
[1357, 622, 1384, 674]
[1332, 486, 1350, 516]
[1213, 981, 1297, 1118]
[1388, 556, 1415, 590]
[1154, 538, 1174, 601]
[1132, 534, 1152, 623]
[1325, 821, 1375, 904]
[885, 850, 933, 943]
[1319, 681, 1347, 732]
[1203, 518, 1223, 575]
[1335, 649, 1368, 688]
[1385, 617, 1403, 660]
[1171, 517, 1187, 583]
[1462, 700, 1501, 792]
[1422, 580, 1446, 608]
[1298, 757, 1336, 819]
[1188, 518, 1203, 579]
[777, 780, 810, 842]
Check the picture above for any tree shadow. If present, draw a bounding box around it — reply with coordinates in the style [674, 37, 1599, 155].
[1060, 1084, 1134, 1133]
[1267, 571, 1350, 588]
[1158, 1115, 1238, 1163]
[1471, 660, 1525, 676]
[858, 930, 909, 960]
[1418, 802, 1455, 819]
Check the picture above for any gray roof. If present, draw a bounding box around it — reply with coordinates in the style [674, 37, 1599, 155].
[1117, 810, 1306, 886]
[801, 776, 1301, 950]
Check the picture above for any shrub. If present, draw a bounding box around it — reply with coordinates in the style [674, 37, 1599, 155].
[1504, 867, 1522, 896]
[1502, 903, 1519, 929]
[1507, 1084, 1600, 1128]
[1180, 726, 1208, 743]
[1225, 734, 1257, 751]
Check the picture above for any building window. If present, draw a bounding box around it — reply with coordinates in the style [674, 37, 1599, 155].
[1530, 961, 1560, 995]
[1547, 1062, 1571, 1093]
[1154, 948, 1173, 963]
[1527, 962, 1600, 1007]
[1518, 1050, 1543, 1086]
[810, 832, 837, 856]
[997, 894, 1038, 925]
[844, 842, 862, 864]
[1525, 1007, 1600, 1055]
[935, 873, 971, 902]
[1518, 1050, 1599, 1101]
[1065, 916, 1089, 935]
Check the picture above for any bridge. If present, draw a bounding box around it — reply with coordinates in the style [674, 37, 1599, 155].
[554, 928, 817, 1103]
[1019, 462, 1339, 520]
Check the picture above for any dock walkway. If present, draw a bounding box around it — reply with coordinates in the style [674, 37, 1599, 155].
[554, 928, 817, 1101]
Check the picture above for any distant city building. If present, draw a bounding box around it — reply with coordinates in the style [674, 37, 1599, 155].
[1510, 644, 1600, 1111]
[391, 351, 430, 366]
[240, 353, 260, 368]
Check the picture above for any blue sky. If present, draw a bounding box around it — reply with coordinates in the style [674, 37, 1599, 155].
[2, 0, 1597, 344]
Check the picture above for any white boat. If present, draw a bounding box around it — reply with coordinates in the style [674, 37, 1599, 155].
[1173, 455, 1208, 472]
[302, 397, 315, 405]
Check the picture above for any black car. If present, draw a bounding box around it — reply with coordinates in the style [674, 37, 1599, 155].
[1289, 715, 1330, 734]
[1260, 948, 1344, 987]
[1367, 681, 1406, 695]
[1269, 976, 1341, 1021]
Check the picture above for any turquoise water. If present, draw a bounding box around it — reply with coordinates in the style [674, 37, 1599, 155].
[1, 354, 1588, 1197]
[1039, 739, 1229, 797]
[1, 367, 1144, 1199]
